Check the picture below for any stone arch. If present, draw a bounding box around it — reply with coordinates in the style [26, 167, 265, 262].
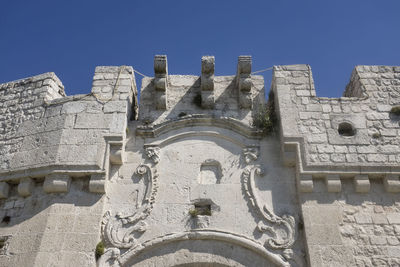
[174, 263, 230, 267]
[118, 231, 289, 267]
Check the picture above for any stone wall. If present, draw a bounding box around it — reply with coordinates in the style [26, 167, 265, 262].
[0, 66, 136, 266]
[273, 64, 400, 266]
[98, 56, 304, 267]
[0, 179, 103, 266]
[0, 56, 399, 266]
[300, 179, 400, 266]
[0, 72, 65, 171]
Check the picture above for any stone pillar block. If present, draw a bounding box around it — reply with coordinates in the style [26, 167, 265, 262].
[89, 174, 106, 194]
[201, 56, 215, 91]
[239, 93, 252, 109]
[384, 174, 400, 193]
[154, 77, 167, 91]
[154, 55, 168, 110]
[110, 144, 123, 165]
[154, 55, 168, 80]
[298, 174, 313, 193]
[201, 91, 214, 109]
[237, 56, 253, 109]
[201, 56, 215, 109]
[326, 174, 341, 192]
[0, 182, 10, 199]
[237, 56, 252, 92]
[43, 173, 71, 193]
[354, 174, 370, 193]
[18, 178, 34, 197]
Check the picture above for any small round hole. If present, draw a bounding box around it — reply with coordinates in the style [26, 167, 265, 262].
[338, 122, 356, 137]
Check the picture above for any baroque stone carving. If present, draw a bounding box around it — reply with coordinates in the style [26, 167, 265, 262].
[145, 146, 160, 164]
[98, 247, 120, 267]
[241, 148, 296, 250]
[243, 146, 259, 163]
[101, 164, 158, 249]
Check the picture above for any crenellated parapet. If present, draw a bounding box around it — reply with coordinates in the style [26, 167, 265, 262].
[272, 64, 400, 193]
[4, 57, 399, 267]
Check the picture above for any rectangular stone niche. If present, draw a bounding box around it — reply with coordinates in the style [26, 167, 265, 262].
[193, 204, 212, 216]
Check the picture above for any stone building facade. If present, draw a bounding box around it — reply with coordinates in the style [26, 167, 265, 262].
[0, 56, 399, 266]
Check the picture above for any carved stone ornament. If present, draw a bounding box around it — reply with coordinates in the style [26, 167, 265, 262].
[101, 164, 158, 249]
[241, 148, 296, 250]
[145, 146, 160, 164]
[243, 146, 259, 164]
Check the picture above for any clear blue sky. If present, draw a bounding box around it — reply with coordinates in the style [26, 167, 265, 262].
[1, 0, 399, 98]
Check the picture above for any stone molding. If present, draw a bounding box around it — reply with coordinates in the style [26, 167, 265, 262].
[284, 140, 400, 194]
[136, 114, 263, 139]
[99, 229, 291, 267]
[43, 173, 71, 193]
[17, 177, 34, 197]
[0, 133, 125, 198]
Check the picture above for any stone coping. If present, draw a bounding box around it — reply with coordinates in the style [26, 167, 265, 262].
[136, 114, 264, 139]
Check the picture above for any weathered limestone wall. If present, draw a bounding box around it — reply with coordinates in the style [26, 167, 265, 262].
[0, 72, 65, 171]
[273, 64, 400, 266]
[301, 180, 400, 266]
[99, 56, 305, 267]
[0, 179, 103, 266]
[0, 66, 137, 266]
[1, 56, 399, 267]
[274, 65, 400, 168]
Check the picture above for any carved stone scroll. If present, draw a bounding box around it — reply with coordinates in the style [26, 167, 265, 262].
[241, 148, 296, 250]
[101, 164, 158, 248]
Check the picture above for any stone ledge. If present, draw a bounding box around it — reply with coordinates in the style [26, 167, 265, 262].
[296, 173, 400, 194]
[0, 182, 10, 198]
[89, 173, 106, 193]
[17, 177, 34, 197]
[43, 173, 71, 193]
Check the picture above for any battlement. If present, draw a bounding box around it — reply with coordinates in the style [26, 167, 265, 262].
[0, 58, 400, 267]
[272, 64, 400, 193]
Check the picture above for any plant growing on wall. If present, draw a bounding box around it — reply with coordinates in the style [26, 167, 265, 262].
[95, 241, 105, 260]
[390, 106, 400, 116]
[252, 91, 277, 135]
[189, 204, 211, 217]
